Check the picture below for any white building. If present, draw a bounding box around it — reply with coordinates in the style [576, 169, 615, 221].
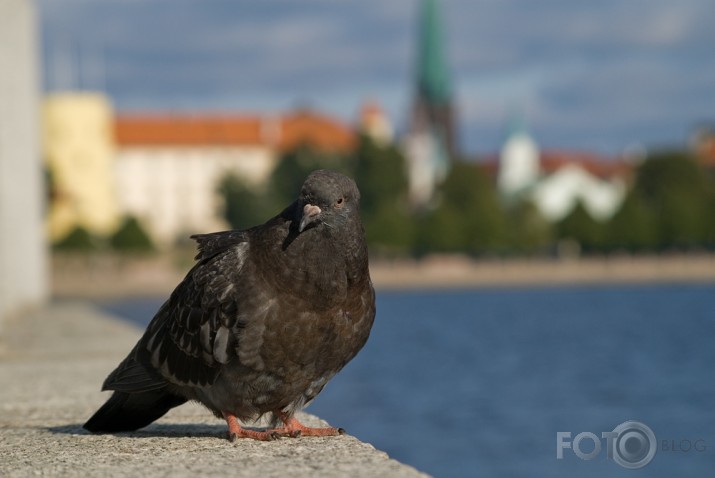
[499, 123, 627, 222]
[113, 110, 356, 246]
[403, 130, 448, 207]
[531, 163, 626, 222]
[114, 116, 276, 244]
[498, 119, 540, 198]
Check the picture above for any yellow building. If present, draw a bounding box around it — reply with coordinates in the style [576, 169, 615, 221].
[43, 92, 120, 241]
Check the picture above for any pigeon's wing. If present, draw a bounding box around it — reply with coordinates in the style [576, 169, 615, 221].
[191, 230, 248, 261]
[118, 232, 254, 389]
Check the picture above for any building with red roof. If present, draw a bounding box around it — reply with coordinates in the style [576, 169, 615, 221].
[113, 108, 356, 245]
[497, 119, 631, 222]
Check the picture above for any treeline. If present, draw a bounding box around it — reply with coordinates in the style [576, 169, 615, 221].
[220, 136, 715, 257]
[566, 150, 715, 253]
[53, 216, 155, 253]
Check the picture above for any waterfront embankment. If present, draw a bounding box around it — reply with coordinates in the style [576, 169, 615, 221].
[51, 253, 715, 299]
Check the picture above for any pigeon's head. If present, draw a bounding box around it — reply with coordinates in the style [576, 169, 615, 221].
[297, 170, 361, 233]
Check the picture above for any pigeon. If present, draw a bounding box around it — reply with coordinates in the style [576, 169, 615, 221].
[84, 169, 376, 441]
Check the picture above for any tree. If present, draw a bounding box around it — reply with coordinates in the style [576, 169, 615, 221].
[109, 216, 154, 253]
[351, 135, 413, 254]
[268, 144, 349, 210]
[604, 191, 657, 252]
[218, 145, 351, 233]
[556, 201, 604, 252]
[351, 135, 409, 216]
[414, 205, 465, 254]
[218, 175, 272, 230]
[417, 161, 506, 255]
[364, 203, 415, 254]
[505, 199, 553, 254]
[630, 151, 715, 249]
[53, 226, 98, 252]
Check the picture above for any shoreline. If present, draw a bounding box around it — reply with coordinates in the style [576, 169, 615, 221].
[370, 254, 715, 290]
[51, 253, 715, 299]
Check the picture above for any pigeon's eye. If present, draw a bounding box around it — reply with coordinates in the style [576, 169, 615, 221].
[335, 197, 345, 208]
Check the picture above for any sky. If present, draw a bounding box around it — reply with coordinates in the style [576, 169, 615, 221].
[37, 0, 715, 157]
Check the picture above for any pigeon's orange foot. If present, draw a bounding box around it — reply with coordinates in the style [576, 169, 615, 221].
[223, 412, 280, 442]
[274, 413, 346, 437]
[222, 412, 344, 441]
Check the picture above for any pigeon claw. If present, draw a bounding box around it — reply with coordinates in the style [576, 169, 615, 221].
[223, 412, 281, 442]
[266, 428, 301, 439]
[227, 427, 280, 442]
[274, 414, 345, 437]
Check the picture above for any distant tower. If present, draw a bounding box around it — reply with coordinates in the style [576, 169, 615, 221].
[498, 114, 540, 199]
[358, 99, 394, 146]
[403, 0, 456, 207]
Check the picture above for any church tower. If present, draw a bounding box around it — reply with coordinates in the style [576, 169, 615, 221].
[404, 0, 456, 207]
[498, 113, 540, 199]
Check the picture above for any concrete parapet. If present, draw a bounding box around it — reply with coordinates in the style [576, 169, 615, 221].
[0, 302, 428, 477]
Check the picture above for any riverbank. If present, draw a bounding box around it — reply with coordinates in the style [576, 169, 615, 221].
[51, 253, 715, 299]
[0, 301, 428, 478]
[371, 253, 715, 289]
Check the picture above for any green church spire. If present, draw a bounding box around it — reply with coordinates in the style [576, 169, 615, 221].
[405, 0, 457, 207]
[417, 0, 451, 104]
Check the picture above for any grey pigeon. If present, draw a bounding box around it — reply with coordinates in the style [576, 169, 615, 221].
[84, 169, 376, 440]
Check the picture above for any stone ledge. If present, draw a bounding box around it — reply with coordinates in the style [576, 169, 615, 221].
[0, 302, 428, 478]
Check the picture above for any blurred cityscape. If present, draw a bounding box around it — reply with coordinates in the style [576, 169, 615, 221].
[3, 4, 714, 476]
[3, 0, 715, 311]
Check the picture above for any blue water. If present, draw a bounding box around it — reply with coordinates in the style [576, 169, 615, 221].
[99, 283, 715, 477]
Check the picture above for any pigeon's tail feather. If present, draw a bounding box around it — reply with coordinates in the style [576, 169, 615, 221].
[83, 389, 187, 433]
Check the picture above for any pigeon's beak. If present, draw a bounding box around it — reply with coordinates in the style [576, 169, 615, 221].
[299, 204, 322, 232]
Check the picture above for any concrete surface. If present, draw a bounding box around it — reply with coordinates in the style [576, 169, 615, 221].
[0, 302, 428, 477]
